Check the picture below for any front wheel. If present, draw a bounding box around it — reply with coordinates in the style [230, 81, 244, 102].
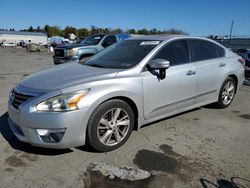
[215, 77, 236, 108]
[87, 99, 134, 152]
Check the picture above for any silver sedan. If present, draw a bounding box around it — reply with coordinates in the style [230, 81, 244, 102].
[8, 35, 245, 151]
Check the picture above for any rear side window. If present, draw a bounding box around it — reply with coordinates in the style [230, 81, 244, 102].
[190, 39, 225, 62]
[153, 40, 190, 66]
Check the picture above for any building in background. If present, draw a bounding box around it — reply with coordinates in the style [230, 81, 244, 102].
[0, 31, 47, 45]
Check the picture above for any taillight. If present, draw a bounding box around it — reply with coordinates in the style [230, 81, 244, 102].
[238, 58, 245, 66]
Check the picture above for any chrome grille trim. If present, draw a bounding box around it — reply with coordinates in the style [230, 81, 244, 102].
[54, 49, 65, 57]
[11, 90, 34, 109]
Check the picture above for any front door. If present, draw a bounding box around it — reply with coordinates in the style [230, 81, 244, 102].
[142, 39, 196, 120]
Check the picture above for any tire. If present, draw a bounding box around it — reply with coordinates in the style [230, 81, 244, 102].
[215, 77, 236, 108]
[87, 99, 134, 152]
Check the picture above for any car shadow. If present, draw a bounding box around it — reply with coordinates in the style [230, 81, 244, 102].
[140, 107, 202, 129]
[199, 177, 250, 188]
[0, 112, 73, 156]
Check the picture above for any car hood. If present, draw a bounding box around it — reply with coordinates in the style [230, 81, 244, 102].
[56, 44, 95, 50]
[19, 63, 119, 91]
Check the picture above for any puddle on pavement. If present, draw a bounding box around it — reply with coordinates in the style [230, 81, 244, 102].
[133, 149, 179, 173]
[133, 144, 200, 184]
[5, 155, 27, 167]
[238, 114, 250, 120]
[4, 152, 38, 167]
[5, 167, 15, 172]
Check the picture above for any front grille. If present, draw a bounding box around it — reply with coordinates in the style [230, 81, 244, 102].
[54, 49, 65, 57]
[11, 90, 34, 109]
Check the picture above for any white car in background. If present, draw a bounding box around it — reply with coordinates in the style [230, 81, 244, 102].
[1, 42, 17, 48]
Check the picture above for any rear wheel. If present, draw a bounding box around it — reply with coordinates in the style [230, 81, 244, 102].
[87, 99, 134, 152]
[215, 77, 236, 108]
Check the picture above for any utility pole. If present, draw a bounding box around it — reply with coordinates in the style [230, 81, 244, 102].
[229, 21, 234, 40]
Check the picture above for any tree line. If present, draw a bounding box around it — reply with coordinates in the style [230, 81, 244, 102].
[0, 25, 188, 39]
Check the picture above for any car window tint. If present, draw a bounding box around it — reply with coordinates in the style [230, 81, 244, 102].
[190, 39, 225, 62]
[153, 40, 190, 66]
[84, 40, 160, 69]
[103, 36, 117, 46]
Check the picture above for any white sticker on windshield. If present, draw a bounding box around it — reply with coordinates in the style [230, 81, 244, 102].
[140, 41, 160, 45]
[94, 37, 101, 39]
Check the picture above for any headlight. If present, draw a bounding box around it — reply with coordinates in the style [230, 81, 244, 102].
[66, 48, 77, 57]
[36, 90, 89, 112]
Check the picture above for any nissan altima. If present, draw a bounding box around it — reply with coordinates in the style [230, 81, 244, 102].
[8, 35, 245, 151]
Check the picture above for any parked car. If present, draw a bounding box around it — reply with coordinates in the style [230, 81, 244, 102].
[53, 33, 130, 65]
[49, 38, 67, 49]
[19, 41, 28, 48]
[8, 35, 244, 151]
[1, 42, 16, 48]
[236, 49, 250, 78]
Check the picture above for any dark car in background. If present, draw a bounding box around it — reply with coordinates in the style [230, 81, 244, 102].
[237, 49, 250, 78]
[53, 33, 130, 65]
[50, 38, 69, 49]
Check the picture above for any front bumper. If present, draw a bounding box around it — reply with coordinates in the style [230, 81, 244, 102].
[53, 56, 79, 65]
[8, 100, 89, 149]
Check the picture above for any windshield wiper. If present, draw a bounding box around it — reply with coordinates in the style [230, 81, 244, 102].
[86, 64, 105, 68]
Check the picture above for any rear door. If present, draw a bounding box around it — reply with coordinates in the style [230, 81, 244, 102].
[189, 39, 226, 104]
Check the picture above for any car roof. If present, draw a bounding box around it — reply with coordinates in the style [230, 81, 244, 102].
[128, 34, 214, 42]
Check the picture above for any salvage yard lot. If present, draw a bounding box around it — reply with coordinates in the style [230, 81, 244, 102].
[0, 48, 249, 187]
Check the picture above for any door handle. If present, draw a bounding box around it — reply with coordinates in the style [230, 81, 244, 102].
[219, 62, 226, 67]
[186, 70, 196, 76]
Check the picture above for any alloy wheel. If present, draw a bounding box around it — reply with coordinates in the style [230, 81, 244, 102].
[97, 108, 130, 146]
[221, 81, 235, 105]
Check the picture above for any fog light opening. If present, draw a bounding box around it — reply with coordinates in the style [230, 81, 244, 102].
[49, 132, 65, 143]
[37, 128, 66, 143]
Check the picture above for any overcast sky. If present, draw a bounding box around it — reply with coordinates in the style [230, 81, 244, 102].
[0, 0, 249, 36]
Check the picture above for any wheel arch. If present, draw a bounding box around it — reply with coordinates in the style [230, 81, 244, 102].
[227, 74, 238, 93]
[84, 92, 142, 135]
[101, 96, 139, 130]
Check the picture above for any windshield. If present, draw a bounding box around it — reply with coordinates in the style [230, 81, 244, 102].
[80, 34, 104, 45]
[82, 40, 161, 69]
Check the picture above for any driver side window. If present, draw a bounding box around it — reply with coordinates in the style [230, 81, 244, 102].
[153, 40, 190, 66]
[102, 36, 117, 48]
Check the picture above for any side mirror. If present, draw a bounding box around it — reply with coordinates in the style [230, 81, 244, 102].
[148, 59, 170, 69]
[147, 59, 170, 80]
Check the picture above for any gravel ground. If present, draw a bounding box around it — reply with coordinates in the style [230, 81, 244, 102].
[0, 47, 249, 188]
